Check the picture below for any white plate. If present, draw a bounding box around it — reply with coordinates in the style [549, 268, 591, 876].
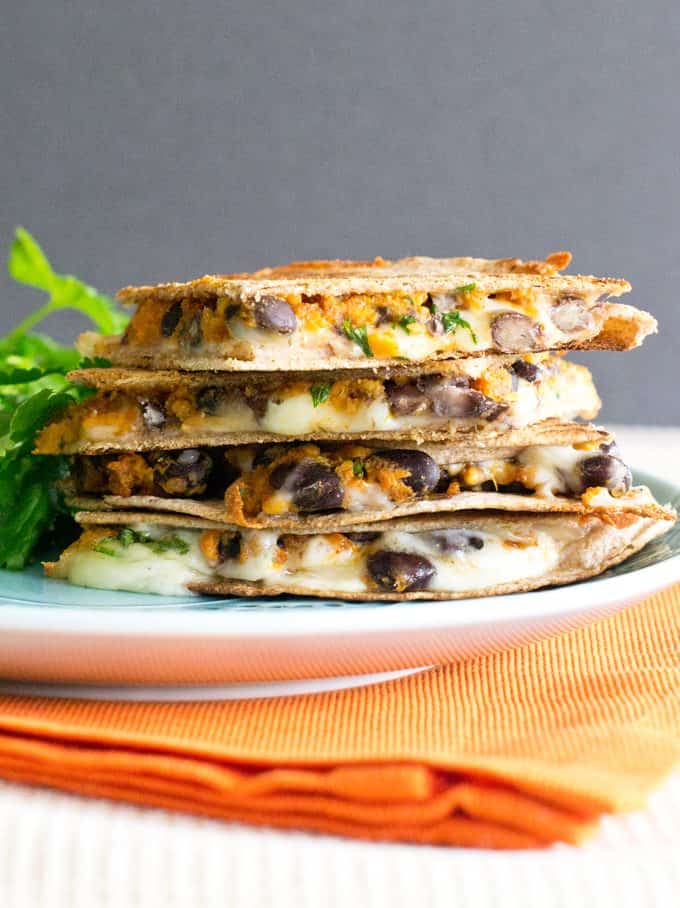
[0, 470, 677, 698]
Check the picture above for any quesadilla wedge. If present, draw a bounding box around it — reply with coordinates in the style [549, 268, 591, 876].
[67, 434, 673, 529]
[46, 509, 674, 600]
[78, 253, 655, 371]
[36, 354, 600, 454]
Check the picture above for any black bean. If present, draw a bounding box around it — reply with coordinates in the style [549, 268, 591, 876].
[254, 296, 298, 334]
[196, 386, 222, 414]
[140, 399, 166, 430]
[491, 313, 541, 352]
[580, 455, 632, 495]
[161, 302, 183, 337]
[434, 470, 453, 493]
[510, 359, 541, 383]
[384, 381, 429, 416]
[375, 306, 391, 326]
[367, 550, 436, 592]
[551, 295, 594, 334]
[152, 449, 214, 496]
[269, 459, 344, 512]
[418, 376, 503, 420]
[430, 530, 485, 553]
[218, 532, 241, 563]
[427, 313, 444, 335]
[344, 532, 381, 544]
[244, 390, 269, 420]
[371, 449, 441, 493]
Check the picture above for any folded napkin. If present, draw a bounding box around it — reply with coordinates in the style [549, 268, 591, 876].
[0, 584, 678, 849]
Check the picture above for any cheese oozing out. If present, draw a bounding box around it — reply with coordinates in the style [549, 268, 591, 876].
[50, 522, 565, 597]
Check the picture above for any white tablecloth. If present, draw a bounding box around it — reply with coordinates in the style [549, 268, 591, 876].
[0, 425, 678, 908]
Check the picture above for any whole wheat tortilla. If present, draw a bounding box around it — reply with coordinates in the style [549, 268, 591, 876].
[67, 355, 550, 390]
[115, 253, 630, 306]
[41, 405, 604, 454]
[68, 485, 674, 530]
[65, 421, 610, 471]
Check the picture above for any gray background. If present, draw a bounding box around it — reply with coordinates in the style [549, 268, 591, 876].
[2, 0, 678, 424]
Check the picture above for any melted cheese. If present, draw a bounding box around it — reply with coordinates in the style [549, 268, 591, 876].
[61, 527, 211, 595]
[517, 445, 587, 496]
[53, 523, 562, 596]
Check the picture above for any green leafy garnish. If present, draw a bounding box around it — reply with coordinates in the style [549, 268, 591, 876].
[441, 310, 478, 344]
[342, 320, 373, 357]
[310, 383, 331, 408]
[398, 315, 417, 334]
[0, 228, 130, 570]
[352, 458, 366, 478]
[454, 283, 477, 294]
[6, 228, 128, 343]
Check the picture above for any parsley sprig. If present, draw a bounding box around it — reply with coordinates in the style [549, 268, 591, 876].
[0, 228, 129, 569]
[441, 310, 478, 344]
[342, 320, 373, 357]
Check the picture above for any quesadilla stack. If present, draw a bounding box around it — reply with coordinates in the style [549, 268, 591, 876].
[38, 252, 675, 600]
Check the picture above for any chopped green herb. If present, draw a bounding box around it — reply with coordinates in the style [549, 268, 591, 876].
[149, 534, 190, 556]
[352, 459, 366, 478]
[117, 527, 151, 548]
[310, 382, 331, 408]
[94, 529, 189, 557]
[342, 320, 373, 357]
[454, 283, 477, 295]
[398, 315, 417, 334]
[441, 310, 478, 344]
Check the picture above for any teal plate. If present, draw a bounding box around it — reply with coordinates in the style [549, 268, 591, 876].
[0, 469, 677, 690]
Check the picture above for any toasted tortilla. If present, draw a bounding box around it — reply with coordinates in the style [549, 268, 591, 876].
[68, 485, 674, 530]
[39, 394, 604, 454]
[67, 509, 673, 601]
[115, 253, 628, 306]
[67, 354, 553, 390]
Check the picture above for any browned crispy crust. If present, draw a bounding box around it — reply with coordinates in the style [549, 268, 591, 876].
[116, 253, 629, 306]
[224, 252, 574, 280]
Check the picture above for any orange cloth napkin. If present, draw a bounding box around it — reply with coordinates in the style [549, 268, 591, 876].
[0, 584, 679, 849]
